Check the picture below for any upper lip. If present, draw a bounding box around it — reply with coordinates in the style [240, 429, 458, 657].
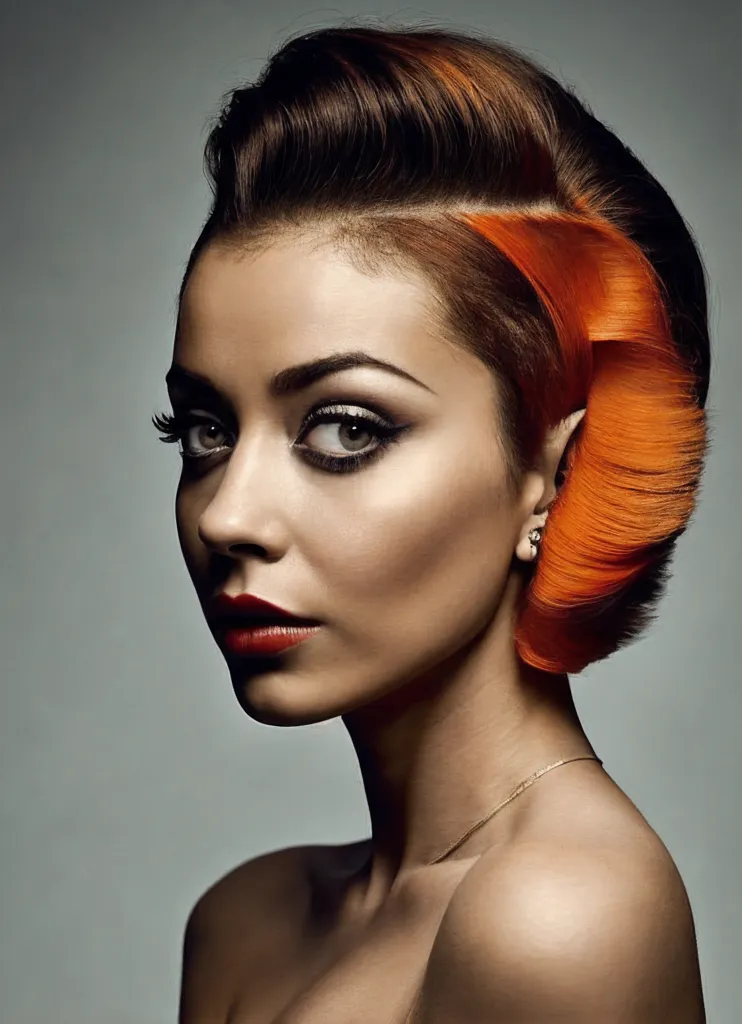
[208, 592, 320, 628]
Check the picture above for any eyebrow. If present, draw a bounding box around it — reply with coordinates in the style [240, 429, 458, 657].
[165, 351, 436, 398]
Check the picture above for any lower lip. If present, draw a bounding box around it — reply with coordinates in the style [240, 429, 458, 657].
[221, 624, 321, 655]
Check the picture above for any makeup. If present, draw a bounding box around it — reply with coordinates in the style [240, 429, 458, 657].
[222, 623, 321, 655]
[208, 592, 322, 656]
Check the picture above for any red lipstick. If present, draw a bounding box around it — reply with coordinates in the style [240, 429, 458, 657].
[209, 592, 321, 656]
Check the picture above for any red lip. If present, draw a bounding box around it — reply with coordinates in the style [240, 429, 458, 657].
[210, 592, 320, 624]
[208, 592, 321, 655]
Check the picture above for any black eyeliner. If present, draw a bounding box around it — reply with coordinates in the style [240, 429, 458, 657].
[151, 401, 411, 470]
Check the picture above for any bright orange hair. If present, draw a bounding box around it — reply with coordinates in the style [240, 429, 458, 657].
[460, 208, 707, 670]
[176, 25, 711, 673]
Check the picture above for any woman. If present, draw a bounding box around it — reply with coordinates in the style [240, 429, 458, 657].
[154, 24, 709, 1023]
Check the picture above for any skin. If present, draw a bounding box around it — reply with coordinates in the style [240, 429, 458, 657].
[168, 228, 705, 1022]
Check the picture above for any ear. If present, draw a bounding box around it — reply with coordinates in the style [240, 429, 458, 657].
[514, 408, 586, 564]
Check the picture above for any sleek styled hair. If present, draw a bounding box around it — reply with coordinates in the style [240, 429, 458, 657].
[176, 24, 710, 674]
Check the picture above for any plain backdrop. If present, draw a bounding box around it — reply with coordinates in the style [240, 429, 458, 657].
[1, 0, 739, 1021]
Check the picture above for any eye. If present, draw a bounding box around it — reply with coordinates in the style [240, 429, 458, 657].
[182, 419, 231, 458]
[152, 409, 232, 460]
[152, 402, 410, 474]
[294, 404, 409, 474]
[300, 416, 376, 455]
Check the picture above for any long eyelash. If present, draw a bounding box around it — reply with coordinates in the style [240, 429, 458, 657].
[151, 409, 227, 461]
[151, 410, 182, 443]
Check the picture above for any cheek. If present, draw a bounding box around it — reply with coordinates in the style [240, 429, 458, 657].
[304, 443, 518, 655]
[174, 483, 207, 580]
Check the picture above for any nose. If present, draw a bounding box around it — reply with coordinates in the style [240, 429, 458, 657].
[195, 435, 291, 561]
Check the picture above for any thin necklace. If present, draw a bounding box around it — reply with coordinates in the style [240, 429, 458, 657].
[426, 754, 603, 865]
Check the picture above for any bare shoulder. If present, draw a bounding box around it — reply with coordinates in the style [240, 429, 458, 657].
[416, 822, 705, 1023]
[177, 842, 322, 1023]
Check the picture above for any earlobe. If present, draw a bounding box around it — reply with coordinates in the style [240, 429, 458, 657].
[527, 525, 543, 559]
[515, 513, 548, 563]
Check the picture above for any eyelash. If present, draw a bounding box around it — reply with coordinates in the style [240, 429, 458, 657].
[151, 403, 409, 474]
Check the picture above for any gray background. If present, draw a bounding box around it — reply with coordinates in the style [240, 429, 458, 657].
[1, 0, 738, 1021]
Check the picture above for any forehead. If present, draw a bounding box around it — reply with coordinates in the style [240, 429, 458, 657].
[174, 232, 494, 401]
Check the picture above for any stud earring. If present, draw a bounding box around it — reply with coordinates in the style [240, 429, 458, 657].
[528, 526, 542, 559]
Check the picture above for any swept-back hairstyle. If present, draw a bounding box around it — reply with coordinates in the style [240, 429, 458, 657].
[176, 24, 710, 674]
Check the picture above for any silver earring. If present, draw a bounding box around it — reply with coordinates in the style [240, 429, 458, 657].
[528, 526, 542, 559]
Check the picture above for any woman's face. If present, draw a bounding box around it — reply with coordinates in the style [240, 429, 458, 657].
[170, 231, 533, 724]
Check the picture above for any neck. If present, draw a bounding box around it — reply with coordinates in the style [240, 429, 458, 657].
[341, 573, 596, 907]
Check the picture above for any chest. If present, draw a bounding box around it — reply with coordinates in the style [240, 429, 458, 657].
[226, 872, 463, 1024]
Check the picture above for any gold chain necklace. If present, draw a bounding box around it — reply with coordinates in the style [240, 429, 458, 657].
[426, 754, 603, 865]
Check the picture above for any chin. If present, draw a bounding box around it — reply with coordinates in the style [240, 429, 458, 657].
[227, 661, 352, 726]
[226, 652, 412, 726]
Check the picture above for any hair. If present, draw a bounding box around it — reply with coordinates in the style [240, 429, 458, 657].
[176, 23, 710, 675]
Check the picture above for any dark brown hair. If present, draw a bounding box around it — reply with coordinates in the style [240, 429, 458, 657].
[176, 24, 710, 674]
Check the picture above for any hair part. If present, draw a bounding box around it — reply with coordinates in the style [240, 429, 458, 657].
[178, 23, 710, 674]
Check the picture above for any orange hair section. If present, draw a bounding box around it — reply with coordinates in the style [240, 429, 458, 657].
[461, 209, 707, 673]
